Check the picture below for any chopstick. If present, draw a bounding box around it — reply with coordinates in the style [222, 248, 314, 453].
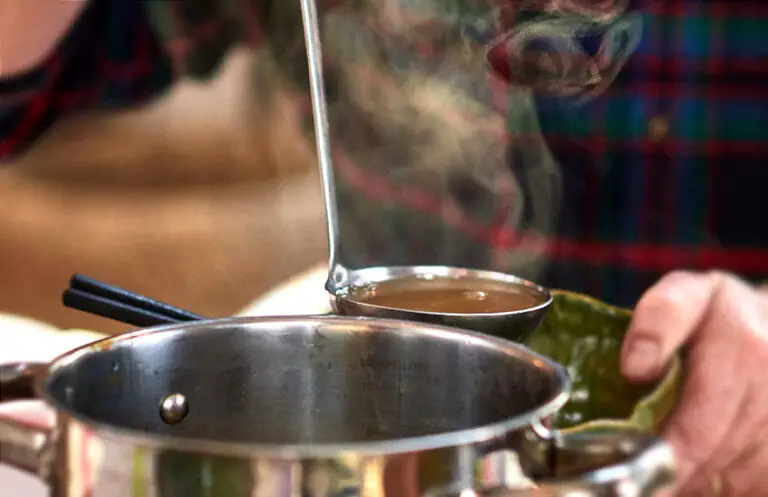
[63, 274, 207, 328]
[69, 274, 205, 322]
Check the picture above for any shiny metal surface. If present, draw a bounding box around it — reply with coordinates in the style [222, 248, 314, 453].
[299, 0, 348, 293]
[333, 265, 552, 342]
[159, 393, 190, 426]
[0, 362, 49, 476]
[452, 433, 676, 497]
[37, 317, 570, 451]
[0, 316, 674, 496]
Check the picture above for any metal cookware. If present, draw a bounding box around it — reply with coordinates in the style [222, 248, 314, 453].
[331, 265, 552, 342]
[0, 316, 674, 496]
[299, 0, 548, 345]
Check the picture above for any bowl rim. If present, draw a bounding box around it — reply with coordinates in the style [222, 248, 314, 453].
[540, 289, 682, 431]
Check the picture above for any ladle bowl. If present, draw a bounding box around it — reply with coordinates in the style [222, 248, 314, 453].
[331, 265, 552, 342]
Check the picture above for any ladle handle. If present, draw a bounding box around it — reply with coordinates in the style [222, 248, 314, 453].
[299, 0, 345, 292]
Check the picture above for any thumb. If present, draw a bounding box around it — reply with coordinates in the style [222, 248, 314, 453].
[621, 271, 720, 383]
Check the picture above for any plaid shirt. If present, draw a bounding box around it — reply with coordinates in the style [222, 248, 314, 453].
[1, 0, 767, 307]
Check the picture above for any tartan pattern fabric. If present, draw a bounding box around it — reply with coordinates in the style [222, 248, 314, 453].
[0, 0, 174, 157]
[1, 0, 767, 307]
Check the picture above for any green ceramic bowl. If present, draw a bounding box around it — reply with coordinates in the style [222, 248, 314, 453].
[522, 290, 682, 435]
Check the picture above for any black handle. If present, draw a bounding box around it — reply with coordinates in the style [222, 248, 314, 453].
[63, 274, 207, 327]
[70, 274, 205, 322]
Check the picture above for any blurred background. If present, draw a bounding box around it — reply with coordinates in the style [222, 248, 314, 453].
[0, 50, 328, 335]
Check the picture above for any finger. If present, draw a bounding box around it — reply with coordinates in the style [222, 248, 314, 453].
[621, 271, 722, 382]
[660, 276, 763, 493]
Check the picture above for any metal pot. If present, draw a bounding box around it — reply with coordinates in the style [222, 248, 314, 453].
[331, 265, 552, 342]
[0, 316, 674, 496]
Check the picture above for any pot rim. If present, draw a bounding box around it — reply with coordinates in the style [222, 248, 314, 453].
[36, 315, 571, 458]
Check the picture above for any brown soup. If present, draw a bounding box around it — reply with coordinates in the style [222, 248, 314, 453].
[352, 276, 543, 314]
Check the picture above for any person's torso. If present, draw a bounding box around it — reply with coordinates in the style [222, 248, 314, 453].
[7, 0, 766, 306]
[302, 0, 768, 306]
[531, 1, 768, 305]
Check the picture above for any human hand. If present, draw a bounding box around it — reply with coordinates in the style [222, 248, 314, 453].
[621, 271, 768, 496]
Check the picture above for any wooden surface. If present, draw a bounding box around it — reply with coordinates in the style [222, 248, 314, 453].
[0, 52, 328, 334]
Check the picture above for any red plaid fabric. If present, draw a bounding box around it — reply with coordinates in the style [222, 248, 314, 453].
[1, 0, 767, 307]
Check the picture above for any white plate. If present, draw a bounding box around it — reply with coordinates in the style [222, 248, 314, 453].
[237, 263, 331, 317]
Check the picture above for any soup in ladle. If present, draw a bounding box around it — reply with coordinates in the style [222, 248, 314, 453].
[349, 275, 543, 314]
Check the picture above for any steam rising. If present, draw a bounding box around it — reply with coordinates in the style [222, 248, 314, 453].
[317, 0, 642, 276]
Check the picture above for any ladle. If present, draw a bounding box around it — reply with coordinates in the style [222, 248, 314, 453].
[298, 0, 552, 342]
[299, 0, 347, 294]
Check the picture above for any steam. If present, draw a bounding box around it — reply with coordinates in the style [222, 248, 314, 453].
[316, 0, 642, 276]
